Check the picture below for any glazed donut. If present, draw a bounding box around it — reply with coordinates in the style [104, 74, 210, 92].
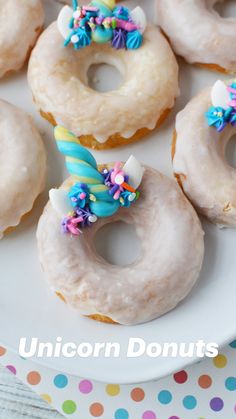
[172, 79, 236, 227]
[37, 126, 204, 325]
[0, 100, 46, 239]
[156, 0, 236, 74]
[28, 1, 179, 149]
[0, 0, 44, 78]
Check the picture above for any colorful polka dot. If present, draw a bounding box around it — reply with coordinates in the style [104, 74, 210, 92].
[198, 374, 212, 389]
[225, 377, 236, 391]
[213, 354, 227, 368]
[158, 390, 172, 404]
[0, 347, 6, 357]
[142, 411, 156, 419]
[174, 370, 188, 384]
[230, 340, 236, 349]
[79, 379, 93, 394]
[27, 371, 41, 385]
[6, 365, 16, 375]
[54, 374, 68, 389]
[62, 400, 77, 415]
[41, 394, 52, 404]
[130, 387, 145, 402]
[106, 384, 120, 396]
[169, 417, 179, 419]
[183, 395, 197, 410]
[210, 397, 224, 412]
[115, 408, 129, 419]
[90, 402, 104, 417]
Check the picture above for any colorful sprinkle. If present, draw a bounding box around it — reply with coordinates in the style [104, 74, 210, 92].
[54, 374, 68, 389]
[27, 371, 41, 385]
[225, 377, 236, 391]
[183, 395, 197, 410]
[198, 374, 212, 389]
[62, 400, 77, 414]
[210, 397, 224, 411]
[173, 370, 188, 384]
[6, 365, 16, 375]
[106, 384, 120, 396]
[90, 402, 104, 417]
[142, 411, 156, 419]
[213, 354, 227, 368]
[79, 379, 93, 394]
[130, 387, 145, 402]
[0, 347, 6, 357]
[157, 390, 172, 404]
[41, 394, 52, 404]
[115, 408, 129, 419]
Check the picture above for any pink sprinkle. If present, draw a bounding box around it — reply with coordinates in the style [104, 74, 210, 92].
[79, 192, 86, 199]
[228, 100, 236, 107]
[83, 6, 99, 12]
[227, 86, 236, 94]
[116, 18, 138, 32]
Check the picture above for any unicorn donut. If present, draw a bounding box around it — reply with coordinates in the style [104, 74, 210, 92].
[173, 79, 236, 227]
[156, 0, 236, 74]
[37, 126, 204, 325]
[28, 0, 179, 149]
[0, 0, 44, 78]
[0, 100, 46, 239]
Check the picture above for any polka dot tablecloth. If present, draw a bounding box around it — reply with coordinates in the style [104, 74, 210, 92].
[0, 342, 236, 418]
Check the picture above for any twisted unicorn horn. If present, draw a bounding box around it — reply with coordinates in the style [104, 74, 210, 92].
[53, 125, 120, 218]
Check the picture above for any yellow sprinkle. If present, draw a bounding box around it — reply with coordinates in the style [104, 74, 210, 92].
[89, 194, 97, 202]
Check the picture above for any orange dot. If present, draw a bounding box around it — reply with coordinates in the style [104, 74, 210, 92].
[130, 387, 145, 402]
[0, 347, 6, 357]
[27, 371, 41, 385]
[198, 374, 212, 389]
[89, 402, 104, 417]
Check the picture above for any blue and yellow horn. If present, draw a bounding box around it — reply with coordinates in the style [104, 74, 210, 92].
[54, 126, 120, 217]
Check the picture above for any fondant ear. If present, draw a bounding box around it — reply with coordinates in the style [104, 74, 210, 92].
[123, 155, 145, 189]
[49, 189, 73, 217]
[211, 80, 229, 110]
[130, 6, 147, 34]
[57, 5, 73, 40]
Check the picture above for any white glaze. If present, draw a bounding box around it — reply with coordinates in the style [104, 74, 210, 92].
[37, 167, 204, 325]
[0, 100, 46, 239]
[173, 83, 236, 226]
[156, 0, 236, 72]
[0, 0, 44, 78]
[28, 22, 179, 143]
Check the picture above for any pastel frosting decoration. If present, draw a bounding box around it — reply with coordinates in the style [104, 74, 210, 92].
[206, 80, 236, 132]
[51, 126, 144, 234]
[57, 0, 147, 50]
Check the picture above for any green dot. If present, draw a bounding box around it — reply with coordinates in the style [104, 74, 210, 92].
[62, 400, 77, 414]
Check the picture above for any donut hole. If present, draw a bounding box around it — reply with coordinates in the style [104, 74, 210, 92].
[87, 60, 124, 92]
[94, 221, 141, 266]
[213, 0, 236, 18]
[225, 134, 236, 168]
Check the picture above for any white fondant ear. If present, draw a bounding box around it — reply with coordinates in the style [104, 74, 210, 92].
[123, 155, 145, 189]
[57, 5, 73, 40]
[49, 189, 73, 217]
[130, 6, 147, 34]
[211, 80, 229, 110]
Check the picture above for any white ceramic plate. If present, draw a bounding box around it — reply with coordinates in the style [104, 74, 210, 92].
[1, 0, 236, 384]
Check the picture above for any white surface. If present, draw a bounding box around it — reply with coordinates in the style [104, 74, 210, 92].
[0, 0, 236, 384]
